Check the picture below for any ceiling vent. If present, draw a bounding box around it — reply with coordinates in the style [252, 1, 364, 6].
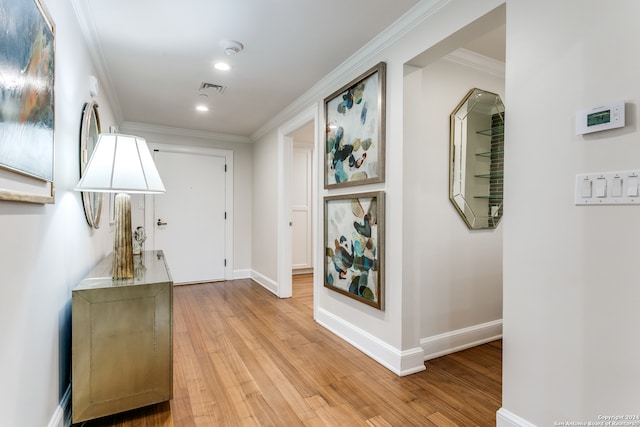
[199, 82, 227, 95]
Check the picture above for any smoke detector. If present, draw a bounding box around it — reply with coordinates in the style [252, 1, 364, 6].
[220, 40, 244, 56]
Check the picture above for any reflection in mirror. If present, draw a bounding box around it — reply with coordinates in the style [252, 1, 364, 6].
[450, 88, 504, 229]
[79, 101, 103, 228]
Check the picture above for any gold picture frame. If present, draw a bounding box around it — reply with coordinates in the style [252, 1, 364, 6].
[324, 191, 385, 310]
[324, 62, 386, 189]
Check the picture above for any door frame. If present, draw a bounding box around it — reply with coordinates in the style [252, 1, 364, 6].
[144, 143, 234, 281]
[276, 105, 319, 298]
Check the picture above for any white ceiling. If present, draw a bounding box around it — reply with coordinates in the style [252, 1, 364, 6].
[464, 25, 505, 62]
[74, 0, 422, 138]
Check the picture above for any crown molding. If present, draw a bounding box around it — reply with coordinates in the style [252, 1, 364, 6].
[69, 0, 124, 123]
[250, 0, 450, 141]
[72, 0, 452, 143]
[121, 122, 252, 144]
[444, 48, 505, 78]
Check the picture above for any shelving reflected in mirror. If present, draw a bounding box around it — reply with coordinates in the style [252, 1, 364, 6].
[450, 88, 504, 229]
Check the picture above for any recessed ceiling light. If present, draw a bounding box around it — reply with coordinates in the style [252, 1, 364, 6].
[214, 62, 231, 71]
[196, 105, 209, 112]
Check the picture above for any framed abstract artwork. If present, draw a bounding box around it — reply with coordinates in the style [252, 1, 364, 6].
[324, 191, 385, 310]
[0, 0, 55, 204]
[324, 62, 386, 189]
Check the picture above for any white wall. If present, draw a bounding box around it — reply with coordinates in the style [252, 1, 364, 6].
[250, 0, 506, 375]
[16, 1, 637, 424]
[403, 57, 503, 357]
[251, 128, 279, 285]
[500, 0, 640, 425]
[118, 125, 253, 277]
[248, 0, 640, 420]
[315, 0, 505, 374]
[0, 1, 117, 425]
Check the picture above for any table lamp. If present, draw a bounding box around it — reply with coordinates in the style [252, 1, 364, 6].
[75, 133, 165, 279]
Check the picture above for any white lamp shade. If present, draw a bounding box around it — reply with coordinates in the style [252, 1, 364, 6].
[76, 134, 166, 193]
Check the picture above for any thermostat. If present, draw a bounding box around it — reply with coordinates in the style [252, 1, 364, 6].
[576, 101, 625, 135]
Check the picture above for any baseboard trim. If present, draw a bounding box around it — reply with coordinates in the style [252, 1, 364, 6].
[421, 319, 502, 360]
[496, 408, 537, 427]
[250, 270, 278, 295]
[47, 385, 71, 427]
[316, 307, 426, 376]
[233, 269, 251, 279]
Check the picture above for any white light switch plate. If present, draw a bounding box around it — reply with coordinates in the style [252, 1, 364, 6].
[576, 170, 640, 205]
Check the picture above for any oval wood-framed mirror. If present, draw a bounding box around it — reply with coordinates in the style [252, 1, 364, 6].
[79, 101, 103, 228]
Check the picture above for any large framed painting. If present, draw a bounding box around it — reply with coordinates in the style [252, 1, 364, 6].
[0, 0, 55, 204]
[324, 191, 385, 310]
[324, 62, 386, 189]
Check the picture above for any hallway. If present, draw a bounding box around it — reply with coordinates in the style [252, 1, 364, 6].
[79, 275, 501, 426]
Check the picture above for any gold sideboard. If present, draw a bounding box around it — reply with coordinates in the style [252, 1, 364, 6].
[72, 250, 173, 423]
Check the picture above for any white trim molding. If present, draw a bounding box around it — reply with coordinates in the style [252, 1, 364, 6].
[316, 307, 426, 376]
[421, 319, 503, 360]
[250, 0, 449, 141]
[497, 408, 538, 427]
[122, 121, 251, 144]
[47, 385, 71, 427]
[233, 269, 252, 280]
[444, 48, 505, 78]
[251, 270, 278, 296]
[70, 0, 124, 124]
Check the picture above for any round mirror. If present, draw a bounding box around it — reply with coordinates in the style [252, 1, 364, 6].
[79, 101, 103, 228]
[450, 88, 504, 229]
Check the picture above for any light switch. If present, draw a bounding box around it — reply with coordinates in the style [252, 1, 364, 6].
[581, 179, 592, 198]
[611, 177, 623, 197]
[627, 176, 639, 197]
[595, 178, 607, 197]
[576, 170, 640, 205]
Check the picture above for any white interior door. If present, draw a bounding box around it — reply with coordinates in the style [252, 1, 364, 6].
[291, 143, 312, 271]
[153, 150, 226, 284]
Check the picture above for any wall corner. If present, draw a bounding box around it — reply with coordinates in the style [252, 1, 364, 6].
[316, 307, 425, 376]
[496, 408, 537, 427]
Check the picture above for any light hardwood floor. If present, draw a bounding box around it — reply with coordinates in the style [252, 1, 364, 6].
[77, 274, 502, 426]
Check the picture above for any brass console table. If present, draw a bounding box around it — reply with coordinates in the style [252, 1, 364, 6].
[72, 250, 173, 423]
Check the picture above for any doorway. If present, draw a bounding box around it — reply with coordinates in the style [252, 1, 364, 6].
[403, 4, 505, 361]
[290, 124, 314, 275]
[276, 105, 318, 299]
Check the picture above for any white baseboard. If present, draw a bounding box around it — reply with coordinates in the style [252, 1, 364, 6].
[233, 269, 251, 279]
[421, 319, 502, 360]
[316, 307, 426, 376]
[250, 270, 278, 295]
[47, 385, 71, 427]
[497, 408, 537, 427]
